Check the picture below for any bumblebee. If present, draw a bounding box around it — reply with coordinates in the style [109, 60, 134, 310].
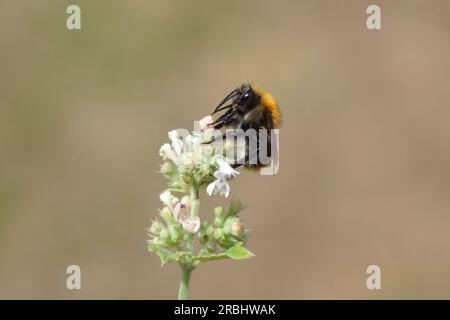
[206, 83, 281, 171]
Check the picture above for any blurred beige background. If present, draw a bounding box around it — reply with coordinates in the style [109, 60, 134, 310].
[1, 0, 450, 299]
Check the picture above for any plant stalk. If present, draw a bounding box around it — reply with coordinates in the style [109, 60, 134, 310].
[178, 266, 192, 300]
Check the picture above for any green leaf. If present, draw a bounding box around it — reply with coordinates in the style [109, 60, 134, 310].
[225, 243, 254, 260]
[193, 253, 228, 265]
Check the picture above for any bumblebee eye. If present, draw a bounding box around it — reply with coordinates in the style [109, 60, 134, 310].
[241, 92, 250, 103]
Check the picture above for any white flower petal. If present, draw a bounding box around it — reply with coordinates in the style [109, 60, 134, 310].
[159, 143, 179, 164]
[159, 190, 171, 205]
[206, 181, 216, 196]
[182, 216, 200, 233]
[216, 158, 239, 178]
[168, 130, 183, 156]
[199, 115, 213, 130]
[223, 182, 230, 197]
[159, 190, 178, 207]
[159, 143, 171, 158]
[168, 130, 178, 142]
[206, 170, 233, 198]
[173, 202, 189, 223]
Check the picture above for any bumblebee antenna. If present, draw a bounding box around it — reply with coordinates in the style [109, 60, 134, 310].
[211, 89, 237, 114]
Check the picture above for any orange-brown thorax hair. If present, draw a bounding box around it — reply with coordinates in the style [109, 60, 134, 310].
[250, 84, 282, 128]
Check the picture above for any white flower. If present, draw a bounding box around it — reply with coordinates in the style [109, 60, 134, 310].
[180, 195, 191, 209]
[159, 143, 179, 164]
[168, 130, 183, 157]
[173, 196, 190, 223]
[182, 216, 201, 233]
[206, 172, 230, 197]
[216, 158, 239, 179]
[159, 190, 179, 208]
[206, 158, 239, 198]
[199, 115, 213, 130]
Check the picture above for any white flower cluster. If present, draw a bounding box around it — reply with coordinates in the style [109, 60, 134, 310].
[159, 129, 239, 198]
[149, 120, 253, 280]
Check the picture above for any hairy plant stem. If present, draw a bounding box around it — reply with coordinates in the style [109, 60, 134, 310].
[178, 266, 192, 300]
[178, 187, 200, 300]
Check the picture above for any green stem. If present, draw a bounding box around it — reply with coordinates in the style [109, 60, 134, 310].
[178, 267, 192, 300]
[178, 187, 199, 300]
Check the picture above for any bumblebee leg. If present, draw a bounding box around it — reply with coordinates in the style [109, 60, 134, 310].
[208, 109, 236, 130]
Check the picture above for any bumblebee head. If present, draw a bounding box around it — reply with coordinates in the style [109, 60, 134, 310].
[210, 83, 281, 129]
[234, 84, 261, 113]
[211, 83, 260, 115]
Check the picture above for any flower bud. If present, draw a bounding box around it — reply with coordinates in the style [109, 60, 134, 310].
[159, 228, 169, 240]
[182, 216, 201, 233]
[159, 206, 173, 221]
[224, 218, 244, 237]
[169, 225, 182, 243]
[149, 220, 164, 235]
[159, 190, 179, 208]
[213, 228, 225, 242]
[230, 220, 244, 237]
[160, 161, 175, 175]
[214, 206, 225, 227]
[206, 225, 215, 238]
